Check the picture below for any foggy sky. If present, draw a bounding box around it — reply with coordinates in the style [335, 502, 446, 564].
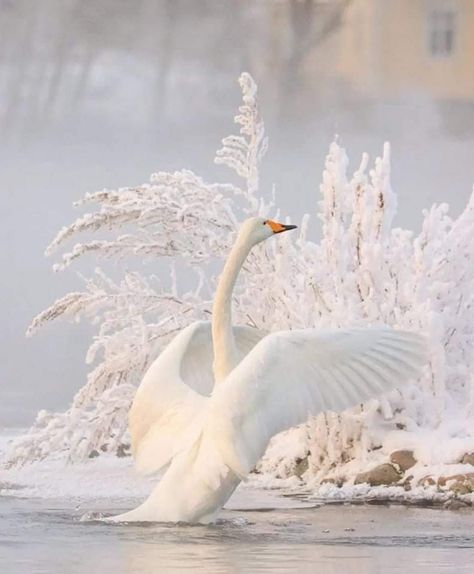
[1, 0, 473, 426]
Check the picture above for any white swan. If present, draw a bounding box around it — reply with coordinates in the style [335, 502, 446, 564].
[109, 217, 427, 524]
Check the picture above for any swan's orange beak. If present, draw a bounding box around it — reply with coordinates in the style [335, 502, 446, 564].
[266, 220, 297, 234]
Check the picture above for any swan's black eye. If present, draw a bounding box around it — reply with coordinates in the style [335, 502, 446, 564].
[262, 220, 267, 225]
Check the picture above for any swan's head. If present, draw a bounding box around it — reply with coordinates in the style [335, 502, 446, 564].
[239, 217, 297, 246]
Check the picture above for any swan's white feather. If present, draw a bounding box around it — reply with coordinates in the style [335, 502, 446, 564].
[109, 217, 430, 524]
[208, 327, 428, 477]
[129, 320, 265, 475]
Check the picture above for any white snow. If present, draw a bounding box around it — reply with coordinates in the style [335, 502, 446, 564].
[3, 73, 473, 502]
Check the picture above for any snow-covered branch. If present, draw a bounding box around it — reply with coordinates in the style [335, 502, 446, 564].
[7, 73, 473, 498]
[215, 72, 268, 211]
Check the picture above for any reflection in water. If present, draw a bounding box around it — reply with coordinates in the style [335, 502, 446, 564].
[1, 0, 473, 423]
[2, 497, 474, 574]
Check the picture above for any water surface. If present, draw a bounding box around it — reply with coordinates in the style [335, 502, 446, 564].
[1, 496, 473, 573]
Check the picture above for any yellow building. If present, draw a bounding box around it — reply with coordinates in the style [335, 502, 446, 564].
[337, 0, 474, 100]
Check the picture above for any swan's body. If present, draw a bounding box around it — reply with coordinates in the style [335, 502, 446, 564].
[108, 218, 427, 524]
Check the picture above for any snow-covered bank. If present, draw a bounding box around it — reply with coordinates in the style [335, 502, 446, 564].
[2, 456, 472, 510]
[1, 431, 315, 513]
[258, 417, 474, 506]
[0, 430, 152, 501]
[2, 430, 472, 509]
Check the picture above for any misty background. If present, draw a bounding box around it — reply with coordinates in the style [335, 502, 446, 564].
[1, 0, 473, 426]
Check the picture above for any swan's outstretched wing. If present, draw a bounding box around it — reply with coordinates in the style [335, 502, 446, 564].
[209, 327, 428, 477]
[129, 320, 265, 474]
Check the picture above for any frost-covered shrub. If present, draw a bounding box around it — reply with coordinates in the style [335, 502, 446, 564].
[7, 73, 270, 465]
[7, 74, 473, 487]
[258, 145, 474, 482]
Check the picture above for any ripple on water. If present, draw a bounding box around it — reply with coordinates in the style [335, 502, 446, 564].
[2, 499, 474, 574]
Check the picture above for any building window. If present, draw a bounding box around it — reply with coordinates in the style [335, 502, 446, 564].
[427, 8, 457, 57]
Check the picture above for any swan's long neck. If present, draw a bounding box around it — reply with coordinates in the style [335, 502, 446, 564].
[212, 234, 252, 383]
